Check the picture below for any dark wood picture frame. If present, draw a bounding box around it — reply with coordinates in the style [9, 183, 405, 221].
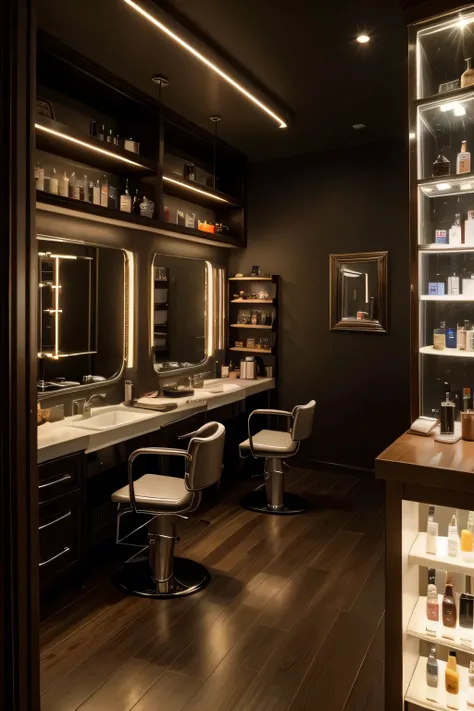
[329, 251, 388, 333]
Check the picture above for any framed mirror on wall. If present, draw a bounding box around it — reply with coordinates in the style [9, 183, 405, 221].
[329, 251, 388, 333]
[37, 236, 130, 396]
[151, 254, 214, 373]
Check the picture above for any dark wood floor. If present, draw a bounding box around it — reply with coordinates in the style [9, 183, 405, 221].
[40, 467, 385, 711]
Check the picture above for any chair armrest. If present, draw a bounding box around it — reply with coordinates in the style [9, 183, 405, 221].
[247, 410, 294, 458]
[178, 431, 198, 440]
[128, 447, 191, 511]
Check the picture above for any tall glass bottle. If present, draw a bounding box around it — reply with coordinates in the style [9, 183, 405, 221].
[462, 57, 474, 88]
[443, 574, 457, 629]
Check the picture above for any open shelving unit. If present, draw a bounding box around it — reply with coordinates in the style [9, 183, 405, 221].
[35, 30, 247, 248]
[227, 274, 280, 376]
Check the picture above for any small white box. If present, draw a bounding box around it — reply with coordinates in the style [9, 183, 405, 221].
[463, 278, 474, 296]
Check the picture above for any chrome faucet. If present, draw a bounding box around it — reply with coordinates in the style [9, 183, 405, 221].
[72, 393, 107, 418]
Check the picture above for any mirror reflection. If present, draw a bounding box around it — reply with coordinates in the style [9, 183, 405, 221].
[340, 261, 379, 321]
[152, 254, 207, 372]
[37, 238, 126, 392]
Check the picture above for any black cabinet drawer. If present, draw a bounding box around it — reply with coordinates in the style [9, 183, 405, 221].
[39, 490, 83, 591]
[38, 452, 84, 503]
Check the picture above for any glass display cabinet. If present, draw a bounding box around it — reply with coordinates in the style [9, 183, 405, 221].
[413, 5, 474, 422]
[376, 7, 474, 711]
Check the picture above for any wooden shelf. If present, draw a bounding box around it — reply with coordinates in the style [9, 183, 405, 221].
[230, 324, 272, 329]
[35, 117, 156, 176]
[230, 347, 272, 354]
[407, 595, 474, 655]
[230, 298, 274, 304]
[420, 346, 474, 358]
[405, 656, 471, 710]
[229, 276, 273, 281]
[409, 533, 474, 575]
[36, 192, 242, 248]
[163, 174, 241, 208]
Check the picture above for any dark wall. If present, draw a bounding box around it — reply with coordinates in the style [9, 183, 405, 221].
[230, 140, 411, 470]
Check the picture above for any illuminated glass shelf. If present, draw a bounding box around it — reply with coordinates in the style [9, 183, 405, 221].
[420, 295, 474, 301]
[405, 657, 470, 711]
[419, 244, 474, 253]
[163, 175, 241, 208]
[409, 533, 474, 575]
[229, 346, 272, 354]
[419, 173, 474, 197]
[420, 346, 474, 359]
[407, 596, 474, 655]
[416, 84, 474, 108]
[230, 324, 272, 329]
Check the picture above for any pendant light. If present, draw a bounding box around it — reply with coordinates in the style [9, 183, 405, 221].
[210, 116, 222, 191]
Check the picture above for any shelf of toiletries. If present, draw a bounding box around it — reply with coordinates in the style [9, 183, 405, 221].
[231, 298, 274, 304]
[230, 324, 273, 330]
[417, 85, 474, 109]
[421, 245, 474, 253]
[408, 595, 474, 655]
[419, 175, 474, 198]
[229, 276, 274, 282]
[35, 117, 156, 176]
[405, 655, 473, 711]
[421, 296, 474, 301]
[163, 174, 241, 209]
[229, 346, 273, 354]
[409, 534, 474, 576]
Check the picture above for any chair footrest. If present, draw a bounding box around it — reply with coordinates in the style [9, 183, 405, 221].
[112, 555, 210, 599]
[241, 490, 310, 515]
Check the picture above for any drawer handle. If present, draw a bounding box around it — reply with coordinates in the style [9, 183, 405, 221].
[39, 473, 72, 489]
[39, 511, 72, 531]
[39, 546, 70, 568]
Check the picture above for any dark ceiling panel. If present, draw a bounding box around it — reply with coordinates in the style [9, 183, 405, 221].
[37, 0, 408, 161]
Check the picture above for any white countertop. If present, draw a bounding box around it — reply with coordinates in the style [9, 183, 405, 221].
[37, 378, 274, 464]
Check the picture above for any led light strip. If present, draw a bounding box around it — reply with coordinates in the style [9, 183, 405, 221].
[206, 261, 214, 358]
[54, 257, 60, 358]
[35, 123, 146, 168]
[163, 176, 229, 203]
[124, 250, 135, 368]
[123, 0, 287, 129]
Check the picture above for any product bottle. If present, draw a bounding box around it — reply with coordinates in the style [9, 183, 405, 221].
[426, 568, 439, 634]
[457, 140, 472, 174]
[462, 521, 474, 556]
[445, 651, 459, 708]
[441, 391, 456, 434]
[426, 506, 438, 554]
[460, 576, 474, 646]
[449, 215, 463, 246]
[426, 646, 439, 690]
[48, 168, 59, 195]
[435, 213, 449, 244]
[35, 161, 45, 191]
[466, 211, 474, 246]
[83, 174, 89, 202]
[113, 134, 119, 147]
[448, 514, 459, 557]
[443, 574, 457, 629]
[59, 171, 69, 198]
[90, 120, 98, 138]
[458, 323, 467, 350]
[120, 178, 132, 213]
[99, 124, 106, 141]
[464, 388, 472, 412]
[462, 57, 474, 88]
[433, 152, 451, 177]
[434, 322, 446, 350]
[93, 180, 101, 206]
[106, 128, 114, 144]
[467, 660, 474, 707]
[100, 176, 109, 208]
[132, 188, 141, 215]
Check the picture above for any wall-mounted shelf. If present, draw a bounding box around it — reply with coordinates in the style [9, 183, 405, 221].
[163, 175, 241, 208]
[420, 244, 474, 253]
[230, 298, 274, 304]
[416, 84, 474, 108]
[409, 533, 474, 575]
[36, 118, 157, 176]
[36, 193, 241, 249]
[420, 295, 474, 301]
[230, 324, 272, 329]
[420, 346, 474, 358]
[229, 276, 274, 281]
[407, 595, 474, 656]
[229, 347, 273, 354]
[419, 173, 474, 197]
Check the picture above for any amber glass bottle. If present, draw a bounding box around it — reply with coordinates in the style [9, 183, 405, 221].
[443, 575, 457, 628]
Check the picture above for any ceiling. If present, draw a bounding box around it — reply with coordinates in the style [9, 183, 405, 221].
[36, 0, 408, 161]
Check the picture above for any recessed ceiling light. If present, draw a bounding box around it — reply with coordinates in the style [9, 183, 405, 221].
[352, 123, 367, 130]
[123, 0, 288, 129]
[356, 34, 370, 44]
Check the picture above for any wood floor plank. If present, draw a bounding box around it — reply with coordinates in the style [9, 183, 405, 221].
[130, 671, 202, 711]
[225, 623, 287, 671]
[258, 566, 328, 631]
[287, 558, 385, 711]
[181, 660, 256, 711]
[343, 617, 385, 711]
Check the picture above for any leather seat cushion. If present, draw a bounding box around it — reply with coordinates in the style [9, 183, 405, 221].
[240, 429, 298, 458]
[112, 474, 194, 512]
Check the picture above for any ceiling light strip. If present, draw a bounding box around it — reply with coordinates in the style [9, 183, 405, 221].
[163, 175, 229, 203]
[123, 0, 287, 129]
[35, 123, 146, 168]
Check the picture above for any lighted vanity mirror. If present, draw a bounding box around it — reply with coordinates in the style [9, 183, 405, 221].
[37, 237, 129, 395]
[152, 254, 210, 372]
[329, 251, 388, 333]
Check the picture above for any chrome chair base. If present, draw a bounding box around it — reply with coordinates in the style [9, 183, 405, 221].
[240, 488, 309, 515]
[113, 555, 211, 599]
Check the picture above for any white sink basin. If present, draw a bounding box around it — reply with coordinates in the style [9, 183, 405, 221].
[70, 408, 151, 431]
